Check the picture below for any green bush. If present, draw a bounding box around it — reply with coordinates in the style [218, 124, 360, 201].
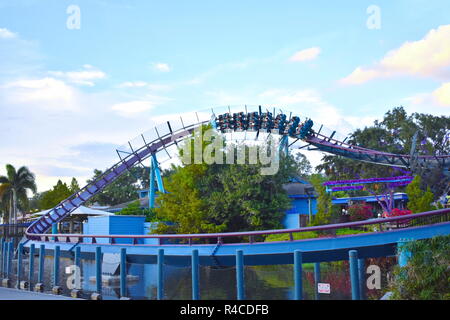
[116, 200, 157, 222]
[348, 203, 373, 221]
[335, 228, 368, 236]
[265, 231, 319, 242]
[389, 235, 450, 300]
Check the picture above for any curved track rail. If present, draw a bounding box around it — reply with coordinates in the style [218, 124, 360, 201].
[24, 209, 450, 266]
[25, 107, 450, 241]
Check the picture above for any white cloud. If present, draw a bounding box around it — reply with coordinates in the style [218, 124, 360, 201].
[403, 82, 450, 113]
[1, 77, 79, 111]
[341, 24, 450, 85]
[257, 88, 376, 137]
[48, 65, 106, 86]
[433, 82, 450, 106]
[118, 81, 148, 88]
[117, 81, 171, 91]
[111, 100, 157, 117]
[289, 47, 321, 62]
[0, 27, 17, 39]
[152, 62, 171, 72]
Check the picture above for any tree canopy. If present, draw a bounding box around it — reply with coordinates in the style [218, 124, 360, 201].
[153, 125, 301, 235]
[316, 107, 450, 198]
[0, 164, 37, 222]
[86, 166, 149, 206]
[39, 178, 80, 210]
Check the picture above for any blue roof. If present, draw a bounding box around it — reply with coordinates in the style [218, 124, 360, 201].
[289, 177, 310, 184]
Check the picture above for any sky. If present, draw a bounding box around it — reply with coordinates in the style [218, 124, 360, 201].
[0, 0, 449, 192]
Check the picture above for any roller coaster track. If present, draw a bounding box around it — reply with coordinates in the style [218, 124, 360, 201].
[25, 107, 450, 239]
[305, 132, 450, 172]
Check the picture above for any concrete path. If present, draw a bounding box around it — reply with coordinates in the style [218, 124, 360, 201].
[0, 287, 80, 300]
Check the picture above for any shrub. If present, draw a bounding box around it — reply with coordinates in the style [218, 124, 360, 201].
[265, 231, 319, 242]
[389, 235, 450, 300]
[348, 203, 373, 222]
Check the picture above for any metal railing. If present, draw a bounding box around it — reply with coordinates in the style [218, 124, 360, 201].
[26, 208, 450, 246]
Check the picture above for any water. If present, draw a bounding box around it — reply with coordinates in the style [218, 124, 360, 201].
[2, 250, 397, 300]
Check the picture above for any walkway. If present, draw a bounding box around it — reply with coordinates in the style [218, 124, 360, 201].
[0, 287, 80, 300]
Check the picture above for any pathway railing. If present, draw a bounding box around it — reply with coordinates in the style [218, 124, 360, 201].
[26, 208, 450, 246]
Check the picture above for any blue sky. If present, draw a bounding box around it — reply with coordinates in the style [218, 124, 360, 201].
[0, 0, 449, 191]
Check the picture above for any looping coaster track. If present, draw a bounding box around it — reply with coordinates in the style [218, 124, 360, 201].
[25, 106, 450, 239]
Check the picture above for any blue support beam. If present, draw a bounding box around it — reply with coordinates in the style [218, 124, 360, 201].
[236, 250, 245, 300]
[95, 246, 102, 294]
[17, 243, 24, 285]
[52, 223, 57, 241]
[28, 244, 35, 285]
[358, 258, 366, 300]
[38, 244, 45, 284]
[74, 246, 81, 290]
[349, 250, 360, 300]
[157, 249, 164, 300]
[397, 238, 413, 267]
[192, 249, 199, 300]
[5, 241, 12, 278]
[120, 248, 127, 298]
[149, 153, 166, 209]
[0, 240, 5, 278]
[294, 250, 303, 300]
[279, 135, 289, 156]
[314, 262, 321, 300]
[53, 245, 60, 287]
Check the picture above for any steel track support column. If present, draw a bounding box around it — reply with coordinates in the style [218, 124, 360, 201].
[150, 153, 165, 209]
[34, 244, 45, 292]
[236, 250, 245, 300]
[314, 262, 321, 300]
[358, 258, 366, 300]
[149, 156, 156, 209]
[52, 223, 57, 241]
[157, 249, 164, 300]
[279, 135, 289, 156]
[119, 248, 128, 299]
[349, 250, 360, 300]
[28, 244, 35, 286]
[191, 249, 200, 300]
[52, 245, 61, 294]
[17, 243, 24, 287]
[294, 250, 303, 300]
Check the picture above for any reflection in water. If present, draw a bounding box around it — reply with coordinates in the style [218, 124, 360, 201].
[7, 253, 396, 300]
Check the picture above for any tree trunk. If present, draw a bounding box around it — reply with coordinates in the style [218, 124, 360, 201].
[12, 188, 17, 225]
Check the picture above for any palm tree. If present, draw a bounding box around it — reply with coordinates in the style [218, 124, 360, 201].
[0, 164, 37, 224]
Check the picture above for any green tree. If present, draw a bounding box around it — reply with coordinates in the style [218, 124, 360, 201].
[116, 200, 156, 222]
[154, 125, 299, 234]
[316, 107, 450, 198]
[70, 177, 80, 193]
[309, 173, 333, 226]
[0, 164, 37, 224]
[292, 152, 312, 178]
[406, 176, 436, 213]
[389, 235, 450, 300]
[203, 148, 297, 232]
[86, 166, 149, 206]
[39, 180, 73, 210]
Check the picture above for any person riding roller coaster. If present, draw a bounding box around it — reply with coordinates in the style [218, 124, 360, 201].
[214, 112, 314, 139]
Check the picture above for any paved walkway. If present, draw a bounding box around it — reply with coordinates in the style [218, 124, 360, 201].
[0, 287, 80, 300]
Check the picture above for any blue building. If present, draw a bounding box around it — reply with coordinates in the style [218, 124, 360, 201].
[282, 178, 318, 229]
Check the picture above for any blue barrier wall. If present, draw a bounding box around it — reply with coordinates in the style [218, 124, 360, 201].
[83, 216, 146, 244]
